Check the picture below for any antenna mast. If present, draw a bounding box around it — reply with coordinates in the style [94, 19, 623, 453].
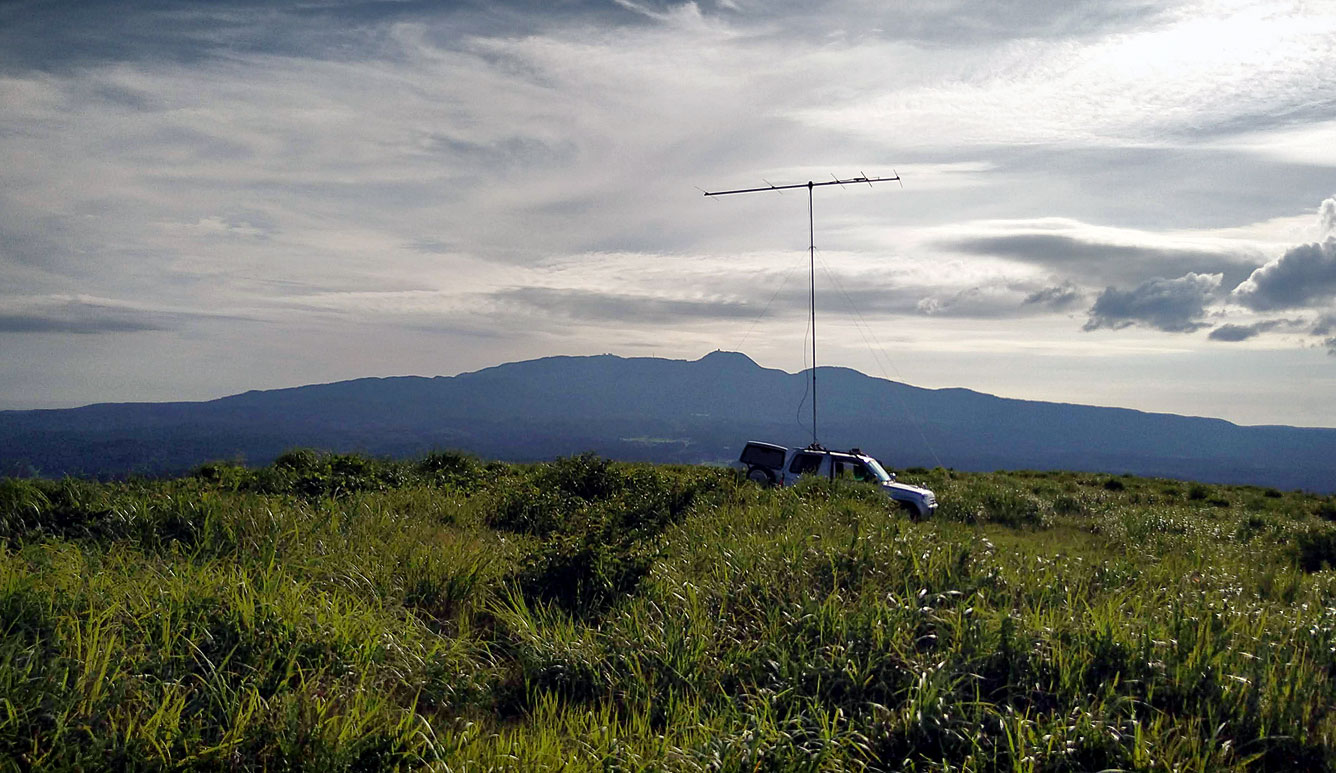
[703, 173, 900, 447]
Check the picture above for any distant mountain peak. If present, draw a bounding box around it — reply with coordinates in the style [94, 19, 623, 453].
[696, 350, 759, 368]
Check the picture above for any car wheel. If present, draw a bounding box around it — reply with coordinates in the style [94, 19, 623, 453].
[897, 499, 921, 520]
[747, 467, 775, 487]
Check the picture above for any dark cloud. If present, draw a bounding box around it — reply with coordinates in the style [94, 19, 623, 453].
[0, 299, 172, 335]
[696, 0, 1167, 44]
[1207, 324, 1259, 342]
[1023, 282, 1083, 310]
[1208, 319, 1295, 342]
[772, 281, 1081, 320]
[1313, 313, 1336, 337]
[0, 0, 1172, 79]
[0, 296, 253, 335]
[0, 1, 643, 74]
[941, 233, 1255, 288]
[1083, 273, 1220, 333]
[1231, 238, 1336, 311]
[493, 286, 756, 324]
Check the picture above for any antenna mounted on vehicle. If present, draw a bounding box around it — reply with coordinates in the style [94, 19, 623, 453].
[701, 173, 901, 446]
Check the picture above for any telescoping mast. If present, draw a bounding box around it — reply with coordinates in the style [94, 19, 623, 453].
[701, 174, 901, 446]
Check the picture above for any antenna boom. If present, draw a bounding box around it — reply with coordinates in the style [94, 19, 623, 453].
[702, 175, 899, 197]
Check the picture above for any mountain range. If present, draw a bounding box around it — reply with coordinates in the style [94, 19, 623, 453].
[2, 351, 1332, 492]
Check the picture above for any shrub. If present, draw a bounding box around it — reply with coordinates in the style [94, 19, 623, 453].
[191, 461, 252, 490]
[1052, 494, 1089, 516]
[416, 450, 485, 491]
[0, 478, 114, 543]
[1102, 478, 1125, 492]
[273, 448, 322, 472]
[491, 482, 570, 536]
[501, 455, 724, 617]
[940, 487, 1052, 528]
[1187, 483, 1210, 501]
[260, 450, 404, 500]
[516, 508, 659, 617]
[536, 452, 621, 501]
[1236, 513, 1273, 542]
[1294, 525, 1336, 572]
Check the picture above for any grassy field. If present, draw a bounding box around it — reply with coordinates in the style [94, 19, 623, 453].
[3, 451, 1336, 771]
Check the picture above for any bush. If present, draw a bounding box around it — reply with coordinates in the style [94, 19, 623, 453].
[0, 478, 52, 543]
[516, 506, 659, 617]
[536, 452, 621, 501]
[260, 450, 405, 500]
[0, 478, 115, 544]
[191, 461, 252, 489]
[1052, 494, 1089, 516]
[1102, 478, 1125, 492]
[1294, 525, 1336, 572]
[500, 455, 725, 617]
[940, 487, 1052, 528]
[417, 450, 486, 491]
[492, 482, 570, 536]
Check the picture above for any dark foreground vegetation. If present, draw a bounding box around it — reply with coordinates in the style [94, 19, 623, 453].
[3, 451, 1336, 771]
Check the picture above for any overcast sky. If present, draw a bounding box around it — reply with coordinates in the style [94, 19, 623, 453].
[2, 0, 1335, 427]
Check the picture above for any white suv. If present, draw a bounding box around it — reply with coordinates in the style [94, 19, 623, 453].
[739, 441, 938, 519]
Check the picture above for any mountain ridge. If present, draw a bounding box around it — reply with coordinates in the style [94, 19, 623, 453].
[1, 351, 1332, 491]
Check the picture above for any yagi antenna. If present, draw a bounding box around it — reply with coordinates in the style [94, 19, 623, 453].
[701, 172, 901, 446]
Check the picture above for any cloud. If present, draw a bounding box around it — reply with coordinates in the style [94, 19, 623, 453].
[0, 295, 251, 335]
[1023, 282, 1083, 310]
[492, 286, 756, 324]
[0, 296, 174, 335]
[942, 232, 1256, 288]
[1207, 324, 1259, 342]
[1083, 273, 1221, 333]
[909, 284, 1063, 319]
[1321, 196, 1336, 237]
[776, 279, 1089, 320]
[1313, 313, 1336, 336]
[1231, 238, 1336, 311]
[1207, 319, 1296, 342]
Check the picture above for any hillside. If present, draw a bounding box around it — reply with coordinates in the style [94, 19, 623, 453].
[4, 453, 1336, 769]
[1, 351, 1333, 491]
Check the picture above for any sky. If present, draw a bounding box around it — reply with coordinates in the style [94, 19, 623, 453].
[1, 0, 1335, 427]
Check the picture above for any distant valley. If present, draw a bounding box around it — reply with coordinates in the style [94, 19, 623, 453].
[2, 351, 1333, 492]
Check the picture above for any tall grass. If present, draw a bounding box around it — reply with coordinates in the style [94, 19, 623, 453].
[2, 454, 1335, 770]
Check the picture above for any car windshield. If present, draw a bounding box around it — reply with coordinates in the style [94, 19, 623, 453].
[860, 458, 892, 483]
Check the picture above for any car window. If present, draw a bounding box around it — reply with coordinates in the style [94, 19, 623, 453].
[789, 453, 821, 475]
